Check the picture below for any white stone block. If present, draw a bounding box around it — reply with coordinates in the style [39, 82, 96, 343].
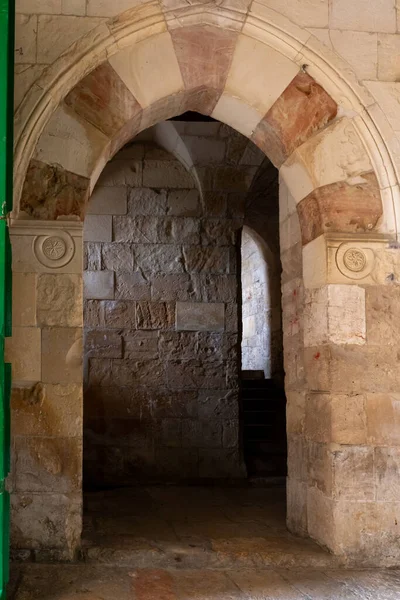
[87, 186, 128, 215]
[83, 215, 112, 242]
[365, 82, 400, 133]
[330, 0, 396, 33]
[329, 30, 378, 81]
[37, 15, 103, 64]
[304, 284, 366, 346]
[176, 302, 225, 331]
[83, 271, 114, 300]
[15, 14, 37, 64]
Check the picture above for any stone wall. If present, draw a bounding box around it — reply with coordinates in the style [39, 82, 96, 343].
[83, 123, 264, 486]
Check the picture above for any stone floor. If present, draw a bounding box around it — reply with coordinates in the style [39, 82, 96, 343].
[9, 565, 400, 599]
[80, 485, 338, 569]
[9, 485, 400, 599]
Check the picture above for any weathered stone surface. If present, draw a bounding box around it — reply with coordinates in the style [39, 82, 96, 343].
[84, 215, 112, 243]
[123, 331, 159, 360]
[111, 359, 165, 387]
[158, 331, 197, 360]
[6, 327, 41, 382]
[166, 359, 226, 390]
[65, 62, 141, 138]
[252, 73, 337, 167]
[182, 420, 222, 448]
[198, 448, 245, 478]
[20, 159, 89, 220]
[11, 382, 82, 437]
[333, 446, 375, 502]
[12, 273, 37, 327]
[151, 273, 201, 302]
[201, 219, 241, 246]
[297, 174, 382, 245]
[14, 436, 82, 493]
[97, 159, 143, 187]
[84, 271, 114, 300]
[114, 215, 200, 244]
[84, 242, 101, 271]
[135, 244, 184, 274]
[115, 272, 151, 301]
[85, 329, 122, 358]
[167, 189, 201, 217]
[183, 246, 230, 273]
[200, 274, 237, 303]
[136, 302, 175, 330]
[103, 300, 136, 328]
[375, 447, 400, 501]
[176, 302, 225, 331]
[11, 492, 81, 555]
[41, 327, 82, 384]
[128, 188, 168, 216]
[87, 186, 128, 215]
[101, 243, 134, 271]
[366, 393, 400, 445]
[366, 285, 400, 345]
[143, 160, 195, 188]
[37, 273, 82, 327]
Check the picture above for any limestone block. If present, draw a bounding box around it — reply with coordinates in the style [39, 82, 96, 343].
[286, 391, 306, 435]
[5, 327, 41, 382]
[167, 190, 201, 217]
[111, 359, 165, 387]
[37, 273, 82, 327]
[103, 300, 136, 328]
[14, 64, 45, 110]
[14, 437, 82, 493]
[116, 272, 151, 300]
[286, 478, 307, 536]
[12, 273, 37, 327]
[333, 446, 375, 502]
[305, 393, 331, 443]
[200, 274, 237, 303]
[306, 486, 335, 552]
[287, 435, 308, 482]
[223, 35, 299, 120]
[375, 447, 400, 501]
[212, 95, 262, 138]
[114, 215, 200, 244]
[201, 219, 241, 247]
[11, 382, 82, 437]
[109, 32, 184, 109]
[37, 15, 103, 64]
[214, 166, 257, 193]
[84, 271, 114, 300]
[83, 215, 112, 242]
[62, 0, 86, 15]
[123, 331, 159, 360]
[182, 419, 223, 449]
[326, 30, 378, 81]
[331, 394, 367, 445]
[330, 0, 396, 32]
[101, 243, 134, 271]
[87, 358, 112, 386]
[96, 160, 143, 187]
[304, 284, 366, 346]
[279, 212, 301, 253]
[366, 285, 400, 345]
[15, 14, 37, 64]
[255, 0, 328, 27]
[84, 243, 101, 271]
[85, 329, 122, 358]
[180, 136, 226, 166]
[142, 160, 195, 189]
[308, 441, 333, 496]
[87, 186, 128, 215]
[34, 104, 108, 180]
[225, 303, 239, 332]
[129, 188, 168, 216]
[136, 301, 175, 330]
[11, 492, 81, 555]
[366, 393, 400, 445]
[86, 0, 139, 16]
[365, 82, 400, 133]
[166, 359, 226, 390]
[197, 390, 239, 420]
[41, 327, 82, 384]
[377, 34, 400, 81]
[222, 420, 239, 448]
[280, 118, 373, 204]
[176, 302, 224, 332]
[135, 244, 184, 274]
[16, 0, 61, 13]
[158, 331, 197, 360]
[151, 273, 201, 302]
[183, 246, 230, 273]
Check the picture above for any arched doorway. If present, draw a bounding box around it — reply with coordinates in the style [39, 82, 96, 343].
[8, 4, 400, 566]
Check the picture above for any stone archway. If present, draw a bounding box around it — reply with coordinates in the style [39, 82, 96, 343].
[9, 3, 400, 566]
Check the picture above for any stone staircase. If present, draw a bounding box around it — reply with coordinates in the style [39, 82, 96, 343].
[241, 373, 287, 478]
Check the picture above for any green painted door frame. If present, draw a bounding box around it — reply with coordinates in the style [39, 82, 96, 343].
[0, 0, 14, 597]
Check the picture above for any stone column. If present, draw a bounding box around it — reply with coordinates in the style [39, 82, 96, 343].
[6, 220, 83, 561]
[299, 231, 400, 565]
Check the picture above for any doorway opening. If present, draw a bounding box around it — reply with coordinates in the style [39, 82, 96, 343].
[80, 114, 324, 569]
